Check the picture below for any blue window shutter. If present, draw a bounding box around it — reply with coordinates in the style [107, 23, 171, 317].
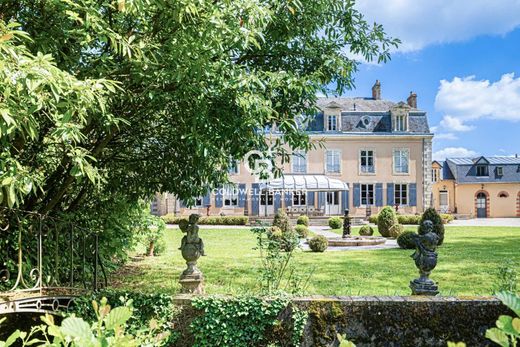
[251, 183, 260, 215]
[307, 192, 315, 206]
[318, 192, 325, 207]
[238, 184, 246, 207]
[203, 192, 211, 206]
[353, 184, 360, 207]
[387, 183, 394, 206]
[409, 183, 417, 206]
[284, 191, 292, 207]
[274, 192, 281, 212]
[215, 187, 223, 208]
[375, 183, 383, 207]
[308, 112, 324, 131]
[341, 189, 349, 211]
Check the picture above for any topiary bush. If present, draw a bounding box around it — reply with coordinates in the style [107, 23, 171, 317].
[377, 206, 398, 237]
[273, 209, 292, 233]
[328, 216, 342, 229]
[388, 224, 404, 238]
[294, 225, 310, 238]
[296, 215, 310, 227]
[368, 214, 378, 224]
[419, 207, 445, 245]
[309, 235, 328, 252]
[359, 225, 374, 236]
[397, 231, 417, 249]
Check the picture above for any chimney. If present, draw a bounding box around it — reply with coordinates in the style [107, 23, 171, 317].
[407, 91, 417, 108]
[372, 80, 381, 100]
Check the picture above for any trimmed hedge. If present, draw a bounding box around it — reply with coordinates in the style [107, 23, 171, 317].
[297, 215, 310, 227]
[328, 216, 342, 229]
[294, 225, 310, 238]
[388, 224, 404, 238]
[368, 213, 454, 225]
[419, 207, 445, 245]
[309, 235, 328, 252]
[161, 214, 248, 225]
[359, 225, 374, 236]
[377, 206, 398, 237]
[397, 231, 417, 249]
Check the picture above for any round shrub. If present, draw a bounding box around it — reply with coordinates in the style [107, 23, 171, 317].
[388, 224, 404, 238]
[273, 209, 291, 233]
[397, 231, 417, 249]
[328, 216, 342, 229]
[359, 225, 374, 236]
[309, 235, 328, 252]
[419, 207, 445, 245]
[377, 206, 398, 237]
[296, 215, 310, 227]
[294, 225, 309, 238]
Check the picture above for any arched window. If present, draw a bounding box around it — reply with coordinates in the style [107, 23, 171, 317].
[498, 191, 509, 198]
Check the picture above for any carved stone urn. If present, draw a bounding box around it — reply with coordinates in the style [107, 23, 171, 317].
[410, 220, 440, 295]
[178, 213, 205, 294]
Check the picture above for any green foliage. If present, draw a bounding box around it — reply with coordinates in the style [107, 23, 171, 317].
[297, 215, 310, 227]
[485, 291, 520, 347]
[161, 214, 249, 225]
[294, 224, 310, 238]
[0, 297, 167, 347]
[377, 206, 398, 237]
[388, 224, 404, 238]
[368, 213, 453, 225]
[419, 208, 445, 245]
[328, 216, 342, 229]
[397, 231, 417, 249]
[135, 211, 167, 256]
[338, 333, 357, 347]
[309, 235, 328, 252]
[273, 209, 292, 233]
[71, 289, 178, 345]
[493, 261, 519, 294]
[252, 226, 311, 295]
[358, 225, 374, 236]
[190, 295, 308, 347]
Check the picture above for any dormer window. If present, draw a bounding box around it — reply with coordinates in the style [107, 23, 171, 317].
[496, 166, 503, 176]
[327, 115, 338, 131]
[395, 115, 407, 131]
[476, 165, 488, 177]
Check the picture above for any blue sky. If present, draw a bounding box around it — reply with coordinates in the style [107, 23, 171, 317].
[341, 0, 520, 160]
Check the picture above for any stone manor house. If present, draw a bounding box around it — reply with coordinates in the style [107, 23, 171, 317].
[154, 81, 435, 218]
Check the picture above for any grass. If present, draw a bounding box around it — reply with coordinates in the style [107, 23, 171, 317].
[111, 226, 520, 296]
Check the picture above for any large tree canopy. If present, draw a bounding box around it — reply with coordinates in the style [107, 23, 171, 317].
[0, 0, 398, 214]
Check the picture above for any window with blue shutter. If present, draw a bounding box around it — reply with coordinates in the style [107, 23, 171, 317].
[387, 183, 394, 206]
[353, 184, 360, 207]
[409, 183, 417, 206]
[215, 187, 223, 208]
[251, 183, 260, 215]
[375, 183, 383, 206]
[284, 191, 292, 207]
[318, 192, 325, 208]
[203, 192, 211, 206]
[238, 184, 246, 207]
[307, 192, 315, 206]
[274, 192, 281, 212]
[341, 186, 349, 211]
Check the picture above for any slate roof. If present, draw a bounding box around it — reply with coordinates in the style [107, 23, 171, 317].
[442, 157, 520, 183]
[306, 97, 430, 134]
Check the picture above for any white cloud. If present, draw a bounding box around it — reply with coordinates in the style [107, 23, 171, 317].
[355, 0, 520, 51]
[434, 133, 458, 140]
[439, 116, 474, 132]
[433, 147, 478, 160]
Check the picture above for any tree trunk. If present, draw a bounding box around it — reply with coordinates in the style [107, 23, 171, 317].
[147, 241, 155, 257]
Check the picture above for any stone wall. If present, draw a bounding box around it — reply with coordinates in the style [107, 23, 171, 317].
[172, 295, 512, 347]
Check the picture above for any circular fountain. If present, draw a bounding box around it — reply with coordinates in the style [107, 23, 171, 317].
[326, 235, 387, 247]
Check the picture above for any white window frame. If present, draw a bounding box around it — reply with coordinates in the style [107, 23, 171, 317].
[395, 115, 407, 131]
[228, 159, 239, 175]
[496, 166, 503, 176]
[359, 149, 375, 174]
[292, 191, 306, 206]
[394, 183, 408, 206]
[393, 148, 409, 175]
[360, 184, 375, 206]
[325, 149, 341, 173]
[476, 165, 489, 177]
[326, 115, 337, 131]
[194, 197, 204, 207]
[432, 168, 439, 182]
[292, 151, 307, 173]
[223, 185, 239, 207]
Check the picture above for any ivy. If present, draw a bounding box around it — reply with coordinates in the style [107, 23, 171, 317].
[190, 295, 308, 347]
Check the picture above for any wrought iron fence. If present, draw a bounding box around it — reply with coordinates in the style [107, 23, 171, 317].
[0, 208, 107, 295]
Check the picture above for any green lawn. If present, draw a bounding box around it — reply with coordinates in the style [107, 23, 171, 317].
[112, 226, 520, 296]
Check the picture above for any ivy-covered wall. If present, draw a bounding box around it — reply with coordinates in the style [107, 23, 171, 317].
[173, 295, 512, 347]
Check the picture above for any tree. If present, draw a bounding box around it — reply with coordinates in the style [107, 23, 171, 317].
[0, 0, 398, 217]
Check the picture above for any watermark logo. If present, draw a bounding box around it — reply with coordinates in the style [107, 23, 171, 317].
[243, 150, 275, 181]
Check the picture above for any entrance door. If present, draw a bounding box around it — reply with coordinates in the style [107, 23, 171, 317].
[439, 191, 449, 213]
[260, 191, 274, 216]
[325, 191, 341, 215]
[476, 192, 487, 218]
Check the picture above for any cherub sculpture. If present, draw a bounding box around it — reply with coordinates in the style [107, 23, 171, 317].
[410, 220, 440, 295]
[179, 214, 205, 280]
